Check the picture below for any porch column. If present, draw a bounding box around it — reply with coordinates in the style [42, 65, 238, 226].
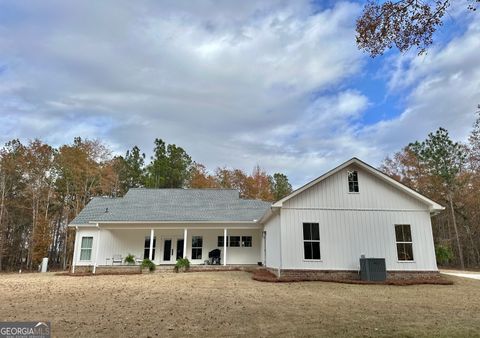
[149, 228, 154, 260]
[223, 228, 227, 266]
[72, 226, 79, 274]
[183, 228, 188, 259]
[93, 224, 101, 274]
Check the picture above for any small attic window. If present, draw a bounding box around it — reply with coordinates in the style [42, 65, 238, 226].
[348, 171, 359, 193]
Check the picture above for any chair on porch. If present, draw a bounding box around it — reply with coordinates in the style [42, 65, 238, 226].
[112, 254, 123, 265]
[135, 256, 143, 265]
[208, 249, 221, 265]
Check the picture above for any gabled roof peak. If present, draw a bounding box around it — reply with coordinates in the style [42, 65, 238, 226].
[272, 157, 444, 212]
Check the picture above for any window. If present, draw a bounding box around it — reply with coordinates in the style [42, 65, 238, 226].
[395, 224, 413, 261]
[303, 223, 320, 260]
[229, 236, 240, 247]
[241, 236, 252, 247]
[348, 170, 359, 193]
[80, 237, 93, 261]
[143, 236, 156, 260]
[218, 236, 229, 247]
[191, 236, 203, 259]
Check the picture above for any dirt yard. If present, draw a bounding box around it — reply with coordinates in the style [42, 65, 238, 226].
[0, 271, 479, 337]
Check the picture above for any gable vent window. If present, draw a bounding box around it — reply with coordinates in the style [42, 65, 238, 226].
[348, 170, 359, 193]
[303, 223, 321, 260]
[395, 224, 414, 261]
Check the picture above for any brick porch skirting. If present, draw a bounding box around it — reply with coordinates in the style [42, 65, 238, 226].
[72, 264, 258, 274]
[73, 265, 141, 274]
[268, 268, 440, 281]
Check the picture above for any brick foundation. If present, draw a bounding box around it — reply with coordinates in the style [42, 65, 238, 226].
[276, 269, 359, 281]
[386, 270, 441, 281]
[269, 268, 440, 282]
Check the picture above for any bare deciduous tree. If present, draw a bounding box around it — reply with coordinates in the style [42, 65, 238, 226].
[356, 0, 479, 57]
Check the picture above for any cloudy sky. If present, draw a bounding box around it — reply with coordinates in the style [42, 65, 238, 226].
[0, 1, 478, 186]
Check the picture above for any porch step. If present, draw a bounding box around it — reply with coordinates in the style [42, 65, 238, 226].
[150, 264, 260, 274]
[153, 265, 176, 273]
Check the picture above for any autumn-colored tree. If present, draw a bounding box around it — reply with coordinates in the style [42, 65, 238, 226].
[24, 140, 56, 267]
[54, 137, 110, 268]
[468, 106, 480, 171]
[99, 158, 123, 197]
[356, 0, 479, 57]
[214, 167, 249, 197]
[381, 121, 480, 269]
[0, 136, 292, 271]
[246, 165, 274, 201]
[0, 140, 27, 270]
[187, 163, 219, 188]
[214, 166, 275, 201]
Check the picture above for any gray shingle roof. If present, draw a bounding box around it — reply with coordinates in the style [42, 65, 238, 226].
[70, 188, 271, 225]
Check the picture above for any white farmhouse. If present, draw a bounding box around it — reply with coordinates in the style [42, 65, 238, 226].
[69, 158, 444, 280]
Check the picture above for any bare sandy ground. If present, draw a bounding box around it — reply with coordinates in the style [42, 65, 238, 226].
[0, 271, 479, 337]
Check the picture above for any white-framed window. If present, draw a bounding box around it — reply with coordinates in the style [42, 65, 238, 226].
[143, 236, 156, 260]
[395, 224, 414, 261]
[241, 236, 252, 247]
[191, 236, 203, 259]
[303, 223, 320, 260]
[348, 170, 359, 193]
[80, 236, 93, 261]
[229, 236, 240, 247]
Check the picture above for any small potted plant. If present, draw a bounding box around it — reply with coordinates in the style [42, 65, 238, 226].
[174, 258, 190, 273]
[141, 258, 156, 273]
[124, 253, 135, 265]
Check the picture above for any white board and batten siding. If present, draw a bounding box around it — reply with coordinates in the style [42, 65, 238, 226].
[263, 164, 438, 272]
[263, 212, 281, 269]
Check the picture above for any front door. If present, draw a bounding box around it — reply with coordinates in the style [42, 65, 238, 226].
[176, 239, 184, 260]
[163, 239, 173, 262]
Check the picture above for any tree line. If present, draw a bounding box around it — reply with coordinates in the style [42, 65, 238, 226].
[0, 137, 292, 271]
[381, 109, 480, 269]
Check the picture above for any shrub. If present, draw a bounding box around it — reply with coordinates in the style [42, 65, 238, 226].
[124, 254, 135, 265]
[141, 258, 156, 272]
[174, 258, 190, 273]
[435, 245, 454, 265]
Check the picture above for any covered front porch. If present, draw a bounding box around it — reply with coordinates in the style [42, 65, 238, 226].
[72, 223, 264, 273]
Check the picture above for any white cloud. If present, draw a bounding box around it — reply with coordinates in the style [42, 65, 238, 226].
[361, 19, 480, 158]
[0, 0, 365, 185]
[0, 1, 478, 188]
